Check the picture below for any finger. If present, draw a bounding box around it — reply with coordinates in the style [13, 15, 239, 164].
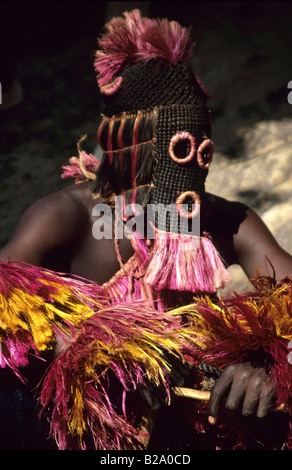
[225, 379, 247, 415]
[240, 371, 274, 418]
[241, 388, 259, 418]
[256, 381, 275, 418]
[240, 372, 264, 417]
[208, 369, 233, 424]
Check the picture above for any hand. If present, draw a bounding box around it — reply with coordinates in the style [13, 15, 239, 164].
[208, 362, 275, 424]
[140, 353, 193, 409]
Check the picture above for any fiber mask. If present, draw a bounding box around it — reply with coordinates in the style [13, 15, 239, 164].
[94, 9, 230, 293]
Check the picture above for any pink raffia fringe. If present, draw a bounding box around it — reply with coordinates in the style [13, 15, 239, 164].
[144, 229, 231, 293]
[39, 301, 196, 450]
[94, 9, 194, 88]
[61, 150, 100, 183]
[0, 260, 109, 376]
[186, 277, 292, 414]
[1, 260, 292, 449]
[165, 276, 292, 450]
[0, 260, 198, 449]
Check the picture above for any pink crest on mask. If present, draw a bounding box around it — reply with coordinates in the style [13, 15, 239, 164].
[94, 9, 194, 88]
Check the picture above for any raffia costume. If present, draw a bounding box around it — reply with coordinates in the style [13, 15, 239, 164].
[0, 10, 292, 450]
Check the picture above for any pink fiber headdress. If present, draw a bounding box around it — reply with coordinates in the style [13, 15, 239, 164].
[94, 9, 194, 89]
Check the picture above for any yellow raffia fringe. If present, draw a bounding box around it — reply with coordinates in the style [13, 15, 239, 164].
[0, 285, 101, 351]
[75, 328, 194, 388]
[68, 381, 87, 438]
[55, 310, 201, 439]
[170, 285, 292, 347]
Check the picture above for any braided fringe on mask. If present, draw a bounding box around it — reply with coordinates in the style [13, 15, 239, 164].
[95, 110, 157, 197]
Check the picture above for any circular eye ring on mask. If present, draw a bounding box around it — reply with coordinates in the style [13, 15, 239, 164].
[176, 191, 201, 219]
[169, 131, 196, 164]
[197, 139, 213, 169]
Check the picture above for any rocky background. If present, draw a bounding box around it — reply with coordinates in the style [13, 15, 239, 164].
[1, 1, 292, 293]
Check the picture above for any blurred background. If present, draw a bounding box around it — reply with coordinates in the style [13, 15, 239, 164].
[1, 1, 292, 292]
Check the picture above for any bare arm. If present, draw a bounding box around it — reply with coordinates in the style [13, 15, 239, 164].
[234, 206, 292, 282]
[0, 187, 85, 268]
[0, 187, 89, 357]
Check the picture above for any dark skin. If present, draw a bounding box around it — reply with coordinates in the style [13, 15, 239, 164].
[1, 181, 292, 425]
